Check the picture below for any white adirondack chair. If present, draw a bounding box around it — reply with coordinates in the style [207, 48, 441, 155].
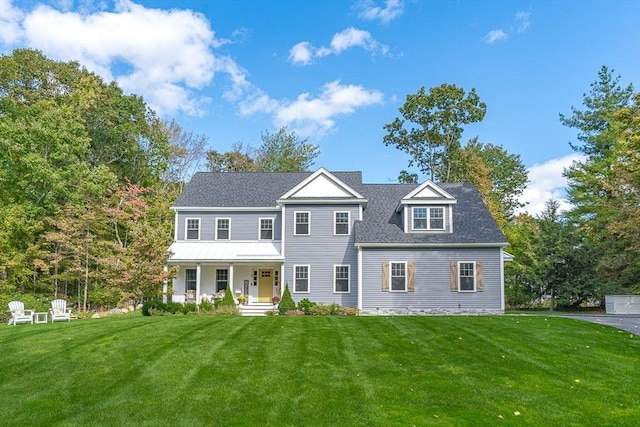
[50, 299, 72, 322]
[7, 301, 34, 325]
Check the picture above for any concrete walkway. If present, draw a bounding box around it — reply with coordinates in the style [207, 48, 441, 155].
[563, 315, 640, 336]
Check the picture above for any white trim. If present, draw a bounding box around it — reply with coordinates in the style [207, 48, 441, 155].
[281, 206, 286, 257]
[173, 211, 179, 242]
[293, 264, 310, 293]
[333, 264, 350, 294]
[278, 199, 367, 205]
[458, 261, 477, 293]
[389, 261, 407, 292]
[279, 167, 366, 200]
[402, 180, 457, 201]
[196, 263, 202, 304]
[215, 217, 231, 240]
[356, 242, 508, 248]
[293, 211, 311, 236]
[357, 247, 363, 311]
[500, 250, 506, 311]
[185, 217, 200, 240]
[172, 206, 280, 212]
[258, 217, 274, 241]
[411, 206, 446, 231]
[334, 211, 350, 235]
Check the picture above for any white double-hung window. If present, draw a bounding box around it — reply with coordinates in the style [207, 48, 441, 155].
[412, 207, 445, 230]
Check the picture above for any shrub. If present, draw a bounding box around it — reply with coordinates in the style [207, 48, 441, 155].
[219, 289, 236, 308]
[265, 310, 278, 316]
[165, 302, 184, 315]
[309, 303, 344, 316]
[297, 298, 317, 314]
[278, 284, 296, 315]
[142, 299, 165, 316]
[285, 310, 305, 316]
[199, 299, 213, 313]
[342, 306, 359, 316]
[183, 303, 198, 314]
[214, 305, 240, 316]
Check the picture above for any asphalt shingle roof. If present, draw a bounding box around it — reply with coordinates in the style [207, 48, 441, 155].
[173, 171, 506, 245]
[354, 183, 507, 245]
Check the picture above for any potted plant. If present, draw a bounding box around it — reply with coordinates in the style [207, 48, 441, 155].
[237, 295, 247, 305]
[271, 295, 281, 306]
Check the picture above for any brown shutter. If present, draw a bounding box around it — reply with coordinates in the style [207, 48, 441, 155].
[407, 261, 415, 292]
[382, 262, 389, 292]
[450, 261, 458, 292]
[476, 262, 483, 292]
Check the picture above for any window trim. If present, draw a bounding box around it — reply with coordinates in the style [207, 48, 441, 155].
[334, 211, 350, 235]
[185, 218, 200, 240]
[294, 211, 311, 236]
[293, 265, 310, 293]
[411, 207, 446, 231]
[216, 217, 231, 240]
[458, 261, 476, 292]
[185, 268, 197, 291]
[216, 268, 229, 292]
[334, 264, 350, 293]
[389, 261, 407, 292]
[259, 217, 274, 241]
[429, 207, 445, 230]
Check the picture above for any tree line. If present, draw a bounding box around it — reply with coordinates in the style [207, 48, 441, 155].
[0, 48, 637, 312]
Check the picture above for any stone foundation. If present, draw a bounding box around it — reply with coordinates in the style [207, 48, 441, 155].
[359, 308, 504, 316]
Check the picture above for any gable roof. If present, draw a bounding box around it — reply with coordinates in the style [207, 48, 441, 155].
[172, 171, 363, 208]
[279, 167, 365, 202]
[354, 182, 507, 246]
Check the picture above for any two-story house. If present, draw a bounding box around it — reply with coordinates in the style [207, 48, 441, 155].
[166, 168, 509, 314]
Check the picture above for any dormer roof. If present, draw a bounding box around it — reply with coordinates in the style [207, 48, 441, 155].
[395, 180, 457, 212]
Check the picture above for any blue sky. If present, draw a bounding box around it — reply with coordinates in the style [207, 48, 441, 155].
[1, 0, 639, 214]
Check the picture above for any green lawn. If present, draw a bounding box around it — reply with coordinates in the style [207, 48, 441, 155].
[1, 315, 638, 426]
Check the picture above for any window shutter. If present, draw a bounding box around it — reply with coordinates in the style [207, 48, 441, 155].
[382, 262, 389, 292]
[450, 262, 458, 292]
[476, 262, 483, 292]
[407, 261, 415, 292]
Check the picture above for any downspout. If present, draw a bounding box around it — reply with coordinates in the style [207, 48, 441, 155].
[162, 265, 168, 304]
[357, 246, 363, 313]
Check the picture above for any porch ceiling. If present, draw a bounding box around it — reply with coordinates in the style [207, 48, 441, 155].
[167, 241, 284, 264]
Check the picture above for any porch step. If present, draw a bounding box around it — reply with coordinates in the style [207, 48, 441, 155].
[239, 303, 276, 316]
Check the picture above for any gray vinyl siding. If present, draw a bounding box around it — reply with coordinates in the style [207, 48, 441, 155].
[360, 247, 502, 311]
[283, 204, 359, 307]
[175, 211, 281, 241]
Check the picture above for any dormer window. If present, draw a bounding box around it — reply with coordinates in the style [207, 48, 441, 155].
[412, 207, 445, 231]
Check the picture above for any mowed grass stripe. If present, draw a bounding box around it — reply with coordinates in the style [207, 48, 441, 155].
[0, 315, 638, 426]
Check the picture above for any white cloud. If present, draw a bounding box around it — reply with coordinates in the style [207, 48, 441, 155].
[288, 41, 314, 65]
[515, 11, 531, 33]
[0, 0, 24, 44]
[518, 153, 584, 216]
[356, 0, 404, 24]
[240, 80, 383, 137]
[289, 27, 389, 65]
[1, 0, 241, 116]
[483, 29, 508, 44]
[482, 11, 532, 44]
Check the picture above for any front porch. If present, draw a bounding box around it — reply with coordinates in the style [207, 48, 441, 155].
[166, 240, 285, 304]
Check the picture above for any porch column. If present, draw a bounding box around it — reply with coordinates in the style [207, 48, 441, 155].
[196, 263, 201, 304]
[229, 263, 235, 296]
[162, 265, 168, 304]
[280, 263, 284, 296]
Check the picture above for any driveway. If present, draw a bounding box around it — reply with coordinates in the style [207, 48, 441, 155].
[564, 315, 640, 336]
